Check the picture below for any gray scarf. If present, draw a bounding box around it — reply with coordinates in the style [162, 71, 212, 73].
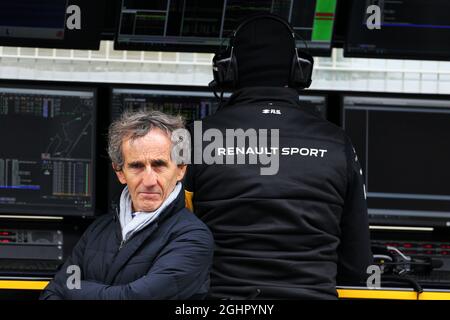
[119, 182, 182, 241]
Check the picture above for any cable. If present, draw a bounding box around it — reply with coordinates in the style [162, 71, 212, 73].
[293, 32, 310, 53]
[386, 246, 412, 261]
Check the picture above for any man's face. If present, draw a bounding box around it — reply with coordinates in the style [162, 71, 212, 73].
[115, 128, 186, 212]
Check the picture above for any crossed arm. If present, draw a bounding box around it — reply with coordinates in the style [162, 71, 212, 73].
[40, 227, 214, 300]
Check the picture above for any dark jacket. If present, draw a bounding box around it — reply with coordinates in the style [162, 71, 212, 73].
[185, 87, 373, 299]
[40, 187, 214, 300]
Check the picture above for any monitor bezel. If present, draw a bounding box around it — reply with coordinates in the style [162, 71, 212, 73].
[0, 81, 97, 217]
[0, 0, 104, 50]
[113, 0, 337, 57]
[343, 0, 450, 62]
[340, 91, 450, 228]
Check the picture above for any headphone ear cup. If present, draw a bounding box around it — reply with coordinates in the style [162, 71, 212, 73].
[212, 50, 227, 88]
[289, 49, 314, 89]
[211, 48, 238, 91]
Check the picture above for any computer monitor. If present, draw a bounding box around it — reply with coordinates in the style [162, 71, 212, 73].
[0, 85, 97, 217]
[111, 87, 222, 123]
[115, 0, 338, 56]
[344, 0, 450, 61]
[0, 0, 104, 50]
[342, 95, 450, 228]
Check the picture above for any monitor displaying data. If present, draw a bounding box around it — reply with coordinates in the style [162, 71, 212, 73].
[0, 0, 103, 49]
[115, 0, 338, 55]
[345, 0, 450, 60]
[0, 85, 96, 216]
[342, 95, 450, 227]
[0, 0, 66, 40]
[111, 88, 222, 123]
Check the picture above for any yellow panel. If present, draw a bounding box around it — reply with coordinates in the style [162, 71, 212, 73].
[418, 292, 450, 300]
[337, 289, 419, 300]
[185, 190, 194, 212]
[0, 280, 49, 290]
[1, 281, 449, 300]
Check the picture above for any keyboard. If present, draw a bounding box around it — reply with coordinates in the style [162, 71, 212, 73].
[0, 259, 62, 276]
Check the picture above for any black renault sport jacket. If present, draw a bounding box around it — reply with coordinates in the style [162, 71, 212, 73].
[185, 87, 373, 299]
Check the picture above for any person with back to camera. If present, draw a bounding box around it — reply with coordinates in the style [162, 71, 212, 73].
[184, 14, 373, 299]
[41, 110, 214, 300]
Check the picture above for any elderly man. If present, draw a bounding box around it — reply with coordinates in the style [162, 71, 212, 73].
[41, 110, 214, 300]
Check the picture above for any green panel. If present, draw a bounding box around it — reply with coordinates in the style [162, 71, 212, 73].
[315, 0, 337, 13]
[312, 0, 337, 42]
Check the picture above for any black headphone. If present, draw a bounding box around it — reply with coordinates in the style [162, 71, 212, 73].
[209, 14, 314, 92]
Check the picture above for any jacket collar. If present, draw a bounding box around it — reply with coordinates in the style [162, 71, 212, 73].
[111, 184, 185, 225]
[106, 184, 186, 284]
[224, 86, 301, 108]
[111, 185, 185, 249]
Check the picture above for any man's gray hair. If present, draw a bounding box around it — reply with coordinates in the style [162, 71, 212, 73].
[108, 110, 185, 171]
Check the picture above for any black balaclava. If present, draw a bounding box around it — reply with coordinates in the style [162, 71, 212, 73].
[234, 15, 295, 88]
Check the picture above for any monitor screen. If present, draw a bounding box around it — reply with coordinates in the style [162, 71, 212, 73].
[115, 0, 338, 56]
[345, 0, 450, 61]
[111, 88, 222, 123]
[342, 95, 450, 227]
[0, 85, 96, 216]
[0, 0, 103, 50]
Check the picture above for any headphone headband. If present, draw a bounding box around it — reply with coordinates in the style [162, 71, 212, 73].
[210, 13, 314, 92]
[231, 14, 296, 42]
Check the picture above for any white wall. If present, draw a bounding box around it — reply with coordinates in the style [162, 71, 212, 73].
[1, 41, 450, 94]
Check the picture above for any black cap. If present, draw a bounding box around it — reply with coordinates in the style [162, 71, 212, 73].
[234, 15, 295, 88]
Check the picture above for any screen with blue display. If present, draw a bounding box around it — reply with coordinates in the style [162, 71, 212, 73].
[0, 0, 103, 49]
[345, 0, 450, 60]
[0, 85, 96, 217]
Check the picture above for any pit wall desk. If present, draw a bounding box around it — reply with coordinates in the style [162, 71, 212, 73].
[1, 280, 450, 300]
